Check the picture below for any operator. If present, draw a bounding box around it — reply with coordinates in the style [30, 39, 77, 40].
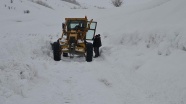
[93, 34, 102, 58]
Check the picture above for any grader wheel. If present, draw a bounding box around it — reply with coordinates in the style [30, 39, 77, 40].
[86, 43, 93, 62]
[53, 42, 61, 61]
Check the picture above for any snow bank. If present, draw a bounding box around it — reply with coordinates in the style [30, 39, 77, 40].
[0, 60, 37, 102]
[100, 0, 186, 55]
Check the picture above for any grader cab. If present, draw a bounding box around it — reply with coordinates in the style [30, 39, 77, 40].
[52, 16, 97, 62]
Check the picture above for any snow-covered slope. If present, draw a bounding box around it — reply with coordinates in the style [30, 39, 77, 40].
[100, 0, 186, 53]
[0, 0, 186, 104]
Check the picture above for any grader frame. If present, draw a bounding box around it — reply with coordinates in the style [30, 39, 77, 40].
[52, 16, 97, 62]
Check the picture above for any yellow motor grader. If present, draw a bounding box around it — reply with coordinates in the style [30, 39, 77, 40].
[52, 16, 97, 62]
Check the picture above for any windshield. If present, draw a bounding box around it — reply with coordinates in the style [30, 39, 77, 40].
[70, 23, 79, 29]
[67, 20, 86, 30]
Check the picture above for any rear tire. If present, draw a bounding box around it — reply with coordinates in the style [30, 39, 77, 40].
[86, 43, 93, 62]
[53, 42, 61, 61]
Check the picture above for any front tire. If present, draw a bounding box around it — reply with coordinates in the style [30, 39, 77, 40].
[86, 43, 93, 62]
[53, 42, 61, 61]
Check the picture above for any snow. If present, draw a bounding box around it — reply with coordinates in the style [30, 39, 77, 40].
[0, 0, 186, 104]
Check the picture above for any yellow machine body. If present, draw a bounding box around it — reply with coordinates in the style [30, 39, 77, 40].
[58, 16, 96, 56]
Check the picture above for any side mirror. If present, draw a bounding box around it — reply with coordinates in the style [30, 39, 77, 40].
[62, 23, 66, 30]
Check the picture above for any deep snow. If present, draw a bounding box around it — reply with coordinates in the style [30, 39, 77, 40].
[0, 0, 186, 104]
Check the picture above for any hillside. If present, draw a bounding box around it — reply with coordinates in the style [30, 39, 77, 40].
[0, 0, 186, 104]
